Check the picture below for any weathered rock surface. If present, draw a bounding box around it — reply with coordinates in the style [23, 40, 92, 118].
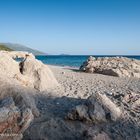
[0, 51, 59, 91]
[67, 92, 122, 123]
[0, 51, 60, 139]
[80, 56, 140, 78]
[0, 77, 39, 117]
[19, 56, 59, 91]
[0, 97, 34, 140]
[83, 128, 111, 140]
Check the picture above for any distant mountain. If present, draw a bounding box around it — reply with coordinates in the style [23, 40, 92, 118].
[0, 44, 13, 51]
[59, 54, 71, 56]
[0, 43, 45, 55]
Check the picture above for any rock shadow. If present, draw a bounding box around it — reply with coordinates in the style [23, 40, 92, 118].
[24, 93, 140, 140]
[34, 94, 87, 118]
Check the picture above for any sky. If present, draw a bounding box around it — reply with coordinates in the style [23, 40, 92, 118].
[0, 0, 140, 55]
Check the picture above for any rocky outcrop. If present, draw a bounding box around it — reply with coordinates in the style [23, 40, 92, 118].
[67, 92, 122, 123]
[83, 128, 111, 140]
[66, 91, 140, 140]
[0, 97, 34, 140]
[80, 56, 140, 78]
[0, 51, 60, 139]
[19, 56, 59, 91]
[0, 51, 59, 91]
[0, 77, 39, 117]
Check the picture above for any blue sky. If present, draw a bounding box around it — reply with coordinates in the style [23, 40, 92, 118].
[0, 0, 140, 55]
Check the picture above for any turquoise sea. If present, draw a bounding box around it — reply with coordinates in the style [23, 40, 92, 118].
[35, 55, 140, 68]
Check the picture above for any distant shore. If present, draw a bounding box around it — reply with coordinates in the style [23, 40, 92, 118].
[36, 55, 140, 68]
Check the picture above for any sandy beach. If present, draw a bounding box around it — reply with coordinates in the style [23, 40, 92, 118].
[49, 65, 140, 99]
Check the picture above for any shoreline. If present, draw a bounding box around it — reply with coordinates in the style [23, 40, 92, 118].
[36, 55, 140, 70]
[48, 64, 140, 99]
[47, 64, 79, 69]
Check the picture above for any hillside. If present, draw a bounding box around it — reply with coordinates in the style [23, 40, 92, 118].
[0, 44, 13, 51]
[0, 43, 45, 55]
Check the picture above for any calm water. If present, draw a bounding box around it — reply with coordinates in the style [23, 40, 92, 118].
[35, 55, 140, 68]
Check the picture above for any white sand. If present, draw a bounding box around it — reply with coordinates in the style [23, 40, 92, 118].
[49, 65, 140, 99]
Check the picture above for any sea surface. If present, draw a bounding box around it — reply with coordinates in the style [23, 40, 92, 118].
[35, 55, 140, 68]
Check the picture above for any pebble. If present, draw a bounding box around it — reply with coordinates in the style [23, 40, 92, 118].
[61, 72, 65, 74]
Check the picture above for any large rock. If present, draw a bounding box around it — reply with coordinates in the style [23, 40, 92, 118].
[0, 51, 40, 139]
[89, 93, 122, 121]
[0, 97, 34, 140]
[0, 78, 39, 117]
[19, 56, 59, 91]
[80, 56, 140, 78]
[67, 92, 122, 123]
[0, 51, 60, 139]
[0, 51, 59, 91]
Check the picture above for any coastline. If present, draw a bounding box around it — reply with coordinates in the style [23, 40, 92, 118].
[48, 64, 79, 69]
[36, 55, 140, 68]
